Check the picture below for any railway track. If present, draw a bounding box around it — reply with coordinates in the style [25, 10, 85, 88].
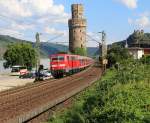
[0, 66, 101, 123]
[0, 78, 56, 97]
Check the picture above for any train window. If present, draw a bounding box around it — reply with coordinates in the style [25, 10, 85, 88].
[67, 56, 70, 60]
[59, 56, 64, 61]
[80, 59, 82, 64]
[52, 58, 58, 61]
[66, 56, 78, 61]
[75, 57, 78, 60]
[71, 56, 76, 60]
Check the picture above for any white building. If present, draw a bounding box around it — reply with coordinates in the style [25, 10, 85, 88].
[128, 48, 144, 59]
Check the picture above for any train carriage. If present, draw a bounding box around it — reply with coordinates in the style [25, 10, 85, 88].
[50, 54, 93, 78]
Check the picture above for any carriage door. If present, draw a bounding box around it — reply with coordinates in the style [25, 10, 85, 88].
[71, 56, 74, 72]
[66, 56, 70, 72]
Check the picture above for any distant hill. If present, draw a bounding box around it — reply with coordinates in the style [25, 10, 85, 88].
[0, 35, 98, 59]
[0, 35, 61, 59]
[0, 35, 24, 59]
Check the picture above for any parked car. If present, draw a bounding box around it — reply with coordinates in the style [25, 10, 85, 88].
[19, 71, 36, 79]
[43, 70, 52, 77]
[34, 69, 52, 81]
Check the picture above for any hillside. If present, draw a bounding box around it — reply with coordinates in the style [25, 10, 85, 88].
[113, 30, 150, 48]
[0, 35, 98, 59]
[0, 35, 33, 59]
[0, 35, 60, 59]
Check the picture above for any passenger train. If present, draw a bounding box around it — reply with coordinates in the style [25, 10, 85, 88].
[50, 54, 94, 78]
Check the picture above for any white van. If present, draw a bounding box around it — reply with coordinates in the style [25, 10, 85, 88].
[11, 66, 27, 76]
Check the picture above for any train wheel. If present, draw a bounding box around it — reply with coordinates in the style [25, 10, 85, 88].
[55, 72, 63, 78]
[59, 73, 63, 78]
[66, 72, 71, 76]
[69, 70, 73, 75]
[52, 71, 64, 79]
[75, 69, 78, 73]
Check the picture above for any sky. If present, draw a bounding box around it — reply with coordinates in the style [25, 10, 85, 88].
[0, 0, 150, 47]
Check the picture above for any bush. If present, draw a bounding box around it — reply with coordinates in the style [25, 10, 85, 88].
[107, 45, 131, 67]
[141, 55, 150, 65]
[74, 47, 87, 56]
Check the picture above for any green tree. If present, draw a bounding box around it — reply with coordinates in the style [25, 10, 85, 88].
[74, 47, 87, 56]
[107, 45, 130, 67]
[3, 43, 37, 69]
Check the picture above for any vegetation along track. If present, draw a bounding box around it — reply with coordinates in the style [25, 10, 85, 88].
[0, 66, 102, 123]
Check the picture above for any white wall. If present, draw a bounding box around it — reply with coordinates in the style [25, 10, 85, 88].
[137, 50, 144, 59]
[129, 49, 144, 59]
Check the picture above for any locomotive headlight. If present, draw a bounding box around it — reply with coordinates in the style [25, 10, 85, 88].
[51, 64, 65, 67]
[51, 65, 57, 67]
[59, 64, 66, 67]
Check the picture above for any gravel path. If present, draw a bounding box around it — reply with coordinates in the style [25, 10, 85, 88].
[0, 75, 34, 91]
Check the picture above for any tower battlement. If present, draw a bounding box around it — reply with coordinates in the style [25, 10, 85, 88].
[71, 4, 84, 19]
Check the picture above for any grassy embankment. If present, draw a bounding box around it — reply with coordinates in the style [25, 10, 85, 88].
[48, 59, 150, 123]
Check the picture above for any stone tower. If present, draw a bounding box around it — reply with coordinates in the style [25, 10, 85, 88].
[68, 4, 87, 53]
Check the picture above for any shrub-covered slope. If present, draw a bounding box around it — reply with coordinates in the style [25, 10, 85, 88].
[48, 60, 150, 123]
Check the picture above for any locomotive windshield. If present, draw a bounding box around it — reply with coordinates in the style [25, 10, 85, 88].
[52, 56, 64, 61]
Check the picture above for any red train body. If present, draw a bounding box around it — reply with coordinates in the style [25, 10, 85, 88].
[50, 54, 93, 78]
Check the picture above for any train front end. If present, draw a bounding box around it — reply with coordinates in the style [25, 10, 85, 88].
[50, 54, 67, 78]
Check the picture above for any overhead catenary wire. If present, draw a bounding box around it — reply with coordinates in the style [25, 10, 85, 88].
[45, 33, 64, 43]
[83, 32, 101, 44]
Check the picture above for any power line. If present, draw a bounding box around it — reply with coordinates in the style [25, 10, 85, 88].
[85, 33, 101, 44]
[55, 42, 68, 44]
[45, 33, 64, 42]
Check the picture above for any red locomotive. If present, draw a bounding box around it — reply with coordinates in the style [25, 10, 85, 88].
[50, 54, 94, 78]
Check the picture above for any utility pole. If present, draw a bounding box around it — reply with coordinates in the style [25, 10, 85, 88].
[98, 42, 102, 61]
[99, 31, 107, 59]
[35, 32, 40, 72]
[0, 47, 2, 60]
[101, 31, 107, 59]
[99, 31, 107, 72]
